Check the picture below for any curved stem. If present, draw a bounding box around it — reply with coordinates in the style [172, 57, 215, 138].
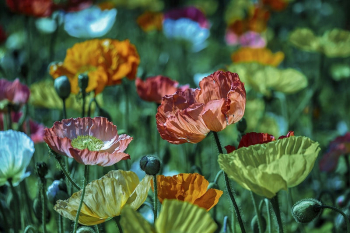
[41, 181, 47, 233]
[24, 225, 37, 233]
[153, 175, 158, 221]
[212, 131, 246, 233]
[270, 194, 284, 233]
[265, 199, 272, 233]
[213, 170, 224, 184]
[113, 216, 123, 233]
[62, 98, 67, 119]
[87, 97, 95, 117]
[50, 149, 81, 190]
[73, 165, 89, 233]
[9, 179, 20, 233]
[250, 191, 263, 233]
[321, 205, 350, 233]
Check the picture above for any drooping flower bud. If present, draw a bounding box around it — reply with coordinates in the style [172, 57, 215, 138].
[140, 155, 161, 175]
[36, 162, 48, 179]
[251, 215, 267, 233]
[54, 76, 71, 99]
[77, 226, 96, 233]
[236, 118, 247, 133]
[292, 198, 322, 223]
[78, 74, 89, 92]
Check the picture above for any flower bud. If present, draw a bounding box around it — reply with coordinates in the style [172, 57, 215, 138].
[140, 155, 161, 175]
[77, 226, 96, 233]
[54, 76, 71, 99]
[36, 162, 48, 179]
[251, 215, 267, 233]
[236, 118, 247, 133]
[78, 73, 89, 92]
[292, 198, 322, 223]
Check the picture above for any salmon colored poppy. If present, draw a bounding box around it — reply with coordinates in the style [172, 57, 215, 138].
[225, 131, 294, 153]
[49, 39, 140, 95]
[0, 78, 30, 111]
[44, 117, 132, 166]
[135, 76, 189, 104]
[156, 173, 223, 211]
[137, 12, 163, 32]
[156, 71, 246, 144]
[231, 48, 285, 67]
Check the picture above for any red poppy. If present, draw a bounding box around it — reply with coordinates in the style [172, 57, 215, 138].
[225, 131, 294, 153]
[156, 71, 246, 144]
[44, 117, 132, 166]
[0, 79, 30, 111]
[135, 76, 189, 104]
[319, 133, 350, 172]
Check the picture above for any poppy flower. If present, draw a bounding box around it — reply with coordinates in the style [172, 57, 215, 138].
[231, 47, 284, 67]
[135, 76, 189, 104]
[0, 78, 30, 111]
[137, 12, 163, 32]
[120, 199, 217, 233]
[54, 170, 152, 225]
[49, 39, 140, 95]
[225, 131, 294, 153]
[0, 130, 34, 186]
[0, 112, 45, 143]
[225, 31, 266, 48]
[262, 0, 288, 11]
[218, 136, 320, 198]
[156, 71, 246, 144]
[44, 117, 132, 166]
[155, 173, 223, 211]
[0, 26, 7, 44]
[319, 133, 350, 172]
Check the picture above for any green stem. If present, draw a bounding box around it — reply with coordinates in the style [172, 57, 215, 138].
[7, 105, 12, 130]
[214, 170, 224, 184]
[50, 149, 81, 190]
[62, 98, 67, 119]
[9, 179, 20, 233]
[212, 132, 246, 233]
[265, 199, 272, 233]
[250, 191, 263, 233]
[3, 109, 8, 131]
[73, 165, 89, 233]
[20, 181, 34, 224]
[58, 214, 63, 233]
[153, 175, 158, 221]
[23, 225, 37, 233]
[270, 194, 284, 233]
[0, 199, 9, 233]
[82, 91, 86, 118]
[123, 83, 129, 131]
[321, 205, 350, 233]
[113, 216, 123, 233]
[94, 225, 100, 233]
[87, 97, 95, 117]
[41, 180, 47, 233]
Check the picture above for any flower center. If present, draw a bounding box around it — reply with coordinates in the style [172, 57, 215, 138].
[71, 135, 104, 151]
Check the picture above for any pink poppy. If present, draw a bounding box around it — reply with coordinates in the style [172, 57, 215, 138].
[135, 76, 189, 104]
[156, 71, 246, 144]
[319, 133, 350, 172]
[225, 31, 266, 48]
[0, 79, 30, 109]
[225, 131, 294, 153]
[164, 6, 209, 29]
[44, 117, 132, 166]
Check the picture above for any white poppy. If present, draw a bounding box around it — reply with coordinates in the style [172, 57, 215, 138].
[0, 130, 35, 186]
[64, 6, 117, 38]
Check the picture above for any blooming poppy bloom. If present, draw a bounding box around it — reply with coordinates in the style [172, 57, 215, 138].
[49, 39, 140, 95]
[156, 71, 246, 144]
[0, 112, 45, 143]
[319, 133, 350, 172]
[231, 47, 285, 67]
[137, 11, 163, 32]
[55, 170, 152, 225]
[225, 131, 294, 153]
[219, 136, 320, 198]
[121, 199, 217, 233]
[156, 173, 223, 211]
[0, 78, 30, 111]
[44, 117, 132, 166]
[0, 130, 34, 186]
[136, 76, 189, 104]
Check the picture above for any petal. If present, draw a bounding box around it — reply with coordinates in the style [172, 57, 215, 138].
[120, 205, 156, 233]
[44, 131, 73, 158]
[193, 188, 223, 211]
[238, 132, 275, 148]
[127, 175, 152, 209]
[201, 99, 227, 132]
[155, 199, 217, 233]
[69, 148, 130, 166]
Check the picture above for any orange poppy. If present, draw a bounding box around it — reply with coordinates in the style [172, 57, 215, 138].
[156, 173, 223, 211]
[262, 0, 288, 11]
[49, 39, 140, 95]
[231, 47, 285, 66]
[137, 12, 163, 32]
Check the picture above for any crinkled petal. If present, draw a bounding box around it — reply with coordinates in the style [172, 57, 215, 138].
[120, 205, 156, 233]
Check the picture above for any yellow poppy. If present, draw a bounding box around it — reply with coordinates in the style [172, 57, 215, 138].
[54, 170, 152, 225]
[227, 62, 308, 97]
[120, 199, 217, 233]
[29, 79, 103, 112]
[289, 28, 350, 58]
[156, 173, 223, 211]
[49, 39, 140, 95]
[231, 47, 284, 67]
[218, 136, 320, 198]
[137, 12, 163, 32]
